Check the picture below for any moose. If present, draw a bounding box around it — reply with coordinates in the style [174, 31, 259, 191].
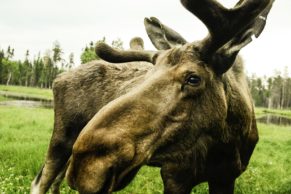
[31, 0, 274, 193]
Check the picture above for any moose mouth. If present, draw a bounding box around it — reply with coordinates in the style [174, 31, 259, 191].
[66, 122, 160, 194]
[66, 147, 150, 194]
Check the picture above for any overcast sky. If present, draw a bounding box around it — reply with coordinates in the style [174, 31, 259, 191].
[0, 0, 290, 76]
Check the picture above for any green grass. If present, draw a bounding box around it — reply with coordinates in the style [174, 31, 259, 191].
[235, 124, 291, 194]
[0, 107, 53, 193]
[0, 106, 291, 193]
[0, 95, 8, 102]
[0, 85, 52, 100]
[255, 107, 291, 118]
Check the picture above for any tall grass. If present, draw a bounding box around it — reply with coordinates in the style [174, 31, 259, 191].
[0, 106, 291, 193]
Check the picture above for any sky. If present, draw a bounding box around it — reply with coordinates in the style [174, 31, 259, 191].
[0, 0, 290, 77]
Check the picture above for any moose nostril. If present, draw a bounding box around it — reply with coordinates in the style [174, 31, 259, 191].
[68, 156, 116, 194]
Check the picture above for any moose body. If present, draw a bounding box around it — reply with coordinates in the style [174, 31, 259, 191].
[31, 0, 274, 194]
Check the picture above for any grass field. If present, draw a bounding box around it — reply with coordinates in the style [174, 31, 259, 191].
[0, 106, 291, 194]
[0, 107, 53, 193]
[0, 85, 53, 100]
[0, 95, 8, 102]
[255, 107, 291, 118]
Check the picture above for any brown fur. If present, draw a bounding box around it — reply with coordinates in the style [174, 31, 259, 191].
[65, 44, 257, 194]
[30, 0, 274, 194]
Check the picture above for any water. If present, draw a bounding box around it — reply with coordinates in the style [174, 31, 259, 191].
[1, 91, 290, 123]
[0, 91, 51, 101]
[0, 100, 53, 108]
[0, 91, 53, 108]
[257, 114, 291, 126]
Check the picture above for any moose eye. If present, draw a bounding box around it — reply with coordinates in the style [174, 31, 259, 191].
[186, 75, 201, 86]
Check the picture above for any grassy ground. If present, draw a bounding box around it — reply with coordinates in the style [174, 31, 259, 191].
[235, 124, 291, 194]
[0, 107, 53, 193]
[0, 95, 8, 102]
[0, 85, 52, 100]
[0, 106, 291, 193]
[255, 107, 291, 117]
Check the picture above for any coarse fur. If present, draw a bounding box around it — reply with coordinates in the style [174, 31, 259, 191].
[30, 0, 274, 194]
[65, 45, 257, 194]
[31, 60, 153, 194]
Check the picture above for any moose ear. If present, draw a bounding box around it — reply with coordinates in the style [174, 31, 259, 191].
[211, 0, 275, 74]
[144, 17, 187, 50]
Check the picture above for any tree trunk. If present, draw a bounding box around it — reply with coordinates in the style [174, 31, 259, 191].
[280, 84, 285, 109]
[6, 72, 11, 85]
[268, 98, 273, 109]
[25, 76, 28, 87]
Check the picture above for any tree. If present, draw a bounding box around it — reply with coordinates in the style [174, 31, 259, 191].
[248, 75, 268, 107]
[80, 46, 97, 64]
[80, 40, 101, 64]
[52, 41, 63, 65]
[285, 77, 291, 108]
[111, 38, 123, 50]
[23, 50, 33, 86]
[80, 37, 123, 64]
[67, 52, 74, 69]
[42, 50, 53, 88]
[265, 68, 291, 109]
[32, 53, 44, 87]
[0, 43, 65, 88]
[0, 50, 5, 84]
[6, 46, 14, 60]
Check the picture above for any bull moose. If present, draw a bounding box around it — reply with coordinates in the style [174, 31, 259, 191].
[31, 0, 274, 193]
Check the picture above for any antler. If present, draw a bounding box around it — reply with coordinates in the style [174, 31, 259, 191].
[95, 42, 155, 63]
[181, 0, 275, 73]
[129, 37, 145, 50]
[96, 0, 274, 69]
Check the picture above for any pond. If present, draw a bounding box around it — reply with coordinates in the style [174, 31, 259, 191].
[0, 91, 53, 108]
[257, 114, 291, 126]
[0, 100, 53, 108]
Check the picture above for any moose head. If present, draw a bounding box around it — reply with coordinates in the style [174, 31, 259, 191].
[66, 0, 274, 193]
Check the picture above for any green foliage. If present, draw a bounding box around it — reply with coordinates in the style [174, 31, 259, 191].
[0, 45, 66, 88]
[80, 46, 99, 64]
[52, 41, 63, 64]
[80, 39, 104, 64]
[249, 76, 268, 107]
[249, 69, 291, 109]
[0, 107, 291, 193]
[80, 37, 124, 64]
[0, 58, 19, 85]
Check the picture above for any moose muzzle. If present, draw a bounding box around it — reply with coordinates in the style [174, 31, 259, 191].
[66, 69, 184, 193]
